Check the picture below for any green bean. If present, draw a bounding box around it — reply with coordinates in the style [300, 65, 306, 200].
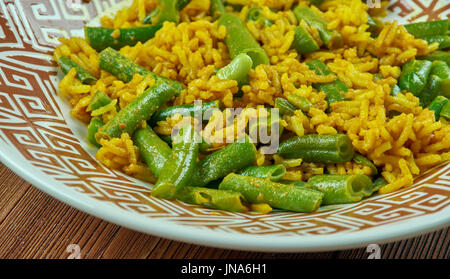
[306, 59, 347, 104]
[143, 0, 181, 25]
[177, 0, 192, 10]
[216, 53, 253, 85]
[219, 173, 323, 212]
[57, 56, 97, 85]
[211, 0, 226, 20]
[277, 134, 355, 163]
[419, 50, 450, 66]
[274, 97, 296, 115]
[151, 123, 200, 199]
[390, 84, 402, 96]
[367, 15, 383, 37]
[98, 47, 182, 94]
[372, 176, 387, 193]
[87, 90, 111, 112]
[291, 25, 320, 55]
[403, 19, 449, 38]
[84, 24, 163, 52]
[286, 94, 313, 112]
[398, 59, 433, 97]
[430, 60, 450, 98]
[95, 82, 178, 141]
[133, 126, 172, 177]
[248, 108, 284, 143]
[307, 0, 325, 4]
[190, 141, 257, 187]
[149, 100, 221, 126]
[176, 187, 248, 212]
[246, 7, 273, 27]
[440, 101, 450, 120]
[293, 6, 343, 49]
[87, 117, 104, 148]
[428, 96, 449, 120]
[306, 174, 373, 205]
[239, 165, 287, 182]
[279, 180, 308, 188]
[419, 35, 450, 50]
[218, 13, 270, 68]
[353, 153, 378, 176]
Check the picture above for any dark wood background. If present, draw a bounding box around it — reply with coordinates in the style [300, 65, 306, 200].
[0, 163, 447, 259]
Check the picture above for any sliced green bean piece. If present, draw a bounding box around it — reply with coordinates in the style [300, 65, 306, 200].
[398, 59, 433, 97]
[306, 174, 373, 205]
[87, 117, 104, 148]
[151, 123, 200, 199]
[211, 0, 226, 20]
[278, 134, 355, 163]
[286, 94, 313, 112]
[293, 6, 343, 49]
[177, 187, 248, 212]
[133, 126, 172, 177]
[403, 19, 449, 38]
[353, 153, 378, 176]
[95, 82, 177, 141]
[149, 100, 221, 126]
[275, 97, 296, 115]
[419, 35, 450, 50]
[279, 180, 308, 188]
[306, 59, 347, 104]
[190, 141, 257, 187]
[291, 25, 320, 55]
[372, 176, 387, 193]
[428, 96, 449, 120]
[177, 0, 192, 10]
[57, 56, 97, 85]
[84, 24, 162, 52]
[87, 90, 111, 112]
[367, 15, 383, 37]
[143, 0, 181, 25]
[239, 165, 286, 182]
[217, 53, 253, 86]
[219, 173, 323, 212]
[218, 13, 270, 68]
[440, 101, 450, 120]
[98, 47, 182, 94]
[246, 7, 273, 27]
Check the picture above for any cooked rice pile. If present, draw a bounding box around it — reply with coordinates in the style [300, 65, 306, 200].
[55, 0, 449, 195]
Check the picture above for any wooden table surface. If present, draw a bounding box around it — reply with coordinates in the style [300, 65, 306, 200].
[0, 163, 448, 259]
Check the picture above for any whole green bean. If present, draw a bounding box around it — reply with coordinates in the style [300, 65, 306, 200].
[190, 141, 257, 187]
[151, 123, 200, 199]
[428, 96, 449, 120]
[403, 19, 449, 38]
[419, 50, 450, 66]
[84, 24, 163, 52]
[95, 82, 177, 141]
[306, 174, 373, 205]
[277, 134, 355, 163]
[293, 6, 343, 49]
[218, 13, 270, 68]
[149, 100, 221, 126]
[177, 187, 248, 212]
[57, 56, 97, 85]
[353, 153, 378, 176]
[98, 47, 182, 94]
[291, 25, 320, 55]
[398, 59, 433, 97]
[87, 90, 111, 112]
[133, 126, 172, 177]
[239, 165, 286, 182]
[210, 0, 226, 20]
[219, 173, 323, 212]
[87, 117, 104, 148]
[216, 53, 253, 85]
[306, 59, 347, 104]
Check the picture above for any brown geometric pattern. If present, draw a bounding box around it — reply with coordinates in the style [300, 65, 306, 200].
[0, 0, 448, 237]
